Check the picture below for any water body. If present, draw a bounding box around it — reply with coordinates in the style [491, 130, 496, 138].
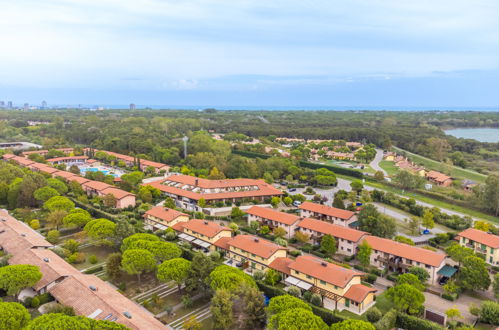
[445, 128, 499, 143]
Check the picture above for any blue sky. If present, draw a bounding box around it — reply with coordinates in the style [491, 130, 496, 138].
[1, 0, 498, 108]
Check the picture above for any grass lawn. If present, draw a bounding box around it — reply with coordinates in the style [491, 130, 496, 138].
[373, 291, 394, 314]
[200, 317, 213, 330]
[73, 245, 115, 271]
[379, 160, 399, 177]
[392, 146, 487, 183]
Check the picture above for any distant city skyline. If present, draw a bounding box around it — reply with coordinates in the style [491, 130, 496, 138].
[1, 1, 498, 107]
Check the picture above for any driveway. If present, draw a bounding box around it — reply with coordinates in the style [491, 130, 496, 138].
[423, 292, 480, 325]
[369, 149, 387, 176]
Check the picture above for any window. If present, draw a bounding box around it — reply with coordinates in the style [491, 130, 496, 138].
[320, 280, 326, 285]
[491, 248, 494, 254]
[306, 275, 312, 279]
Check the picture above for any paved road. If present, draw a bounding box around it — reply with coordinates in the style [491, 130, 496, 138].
[369, 149, 387, 176]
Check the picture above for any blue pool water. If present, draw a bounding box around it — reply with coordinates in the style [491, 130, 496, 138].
[80, 167, 118, 177]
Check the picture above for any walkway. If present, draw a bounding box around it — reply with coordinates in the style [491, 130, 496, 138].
[369, 149, 387, 176]
[166, 302, 211, 329]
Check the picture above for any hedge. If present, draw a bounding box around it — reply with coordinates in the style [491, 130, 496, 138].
[180, 247, 197, 261]
[256, 280, 286, 298]
[395, 312, 444, 330]
[83, 265, 104, 274]
[374, 308, 397, 330]
[309, 304, 348, 325]
[441, 292, 458, 301]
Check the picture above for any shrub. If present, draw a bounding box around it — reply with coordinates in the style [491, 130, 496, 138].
[386, 273, 399, 282]
[118, 283, 126, 291]
[289, 250, 302, 257]
[253, 270, 265, 281]
[67, 252, 86, 264]
[31, 297, 40, 308]
[88, 255, 98, 264]
[310, 293, 322, 307]
[441, 292, 458, 301]
[83, 265, 104, 274]
[23, 297, 33, 307]
[353, 264, 367, 272]
[365, 273, 377, 284]
[374, 308, 397, 330]
[395, 312, 444, 330]
[46, 230, 60, 244]
[256, 281, 286, 298]
[370, 268, 382, 276]
[309, 304, 347, 326]
[288, 286, 301, 297]
[365, 306, 382, 323]
[479, 301, 499, 325]
[303, 291, 312, 302]
[37, 293, 54, 304]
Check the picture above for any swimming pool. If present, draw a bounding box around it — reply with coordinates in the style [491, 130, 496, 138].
[79, 166, 121, 178]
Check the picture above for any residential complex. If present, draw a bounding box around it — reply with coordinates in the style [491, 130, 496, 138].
[363, 235, 447, 284]
[299, 201, 357, 227]
[22, 148, 74, 157]
[143, 206, 189, 231]
[246, 206, 300, 239]
[457, 228, 499, 266]
[0, 210, 164, 330]
[84, 148, 170, 174]
[145, 174, 283, 205]
[426, 170, 453, 187]
[175, 219, 232, 251]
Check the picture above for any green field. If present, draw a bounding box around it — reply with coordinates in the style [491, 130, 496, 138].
[392, 146, 487, 183]
[379, 160, 399, 177]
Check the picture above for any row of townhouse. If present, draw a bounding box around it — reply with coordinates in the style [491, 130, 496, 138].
[0, 210, 164, 330]
[84, 148, 170, 174]
[3, 154, 136, 209]
[143, 206, 375, 314]
[22, 147, 75, 157]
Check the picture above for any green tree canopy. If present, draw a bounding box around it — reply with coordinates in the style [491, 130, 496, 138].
[84, 218, 117, 246]
[267, 295, 311, 316]
[121, 233, 160, 251]
[396, 273, 425, 291]
[127, 240, 182, 262]
[408, 266, 430, 283]
[268, 308, 328, 330]
[43, 196, 75, 212]
[157, 258, 191, 292]
[209, 265, 256, 292]
[446, 243, 474, 266]
[62, 209, 92, 228]
[386, 283, 425, 315]
[0, 302, 31, 330]
[357, 241, 372, 267]
[33, 186, 60, 202]
[330, 319, 376, 330]
[459, 256, 491, 291]
[121, 249, 157, 284]
[320, 234, 337, 257]
[0, 264, 42, 297]
[47, 178, 68, 194]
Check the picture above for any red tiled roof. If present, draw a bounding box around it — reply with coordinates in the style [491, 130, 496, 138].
[344, 284, 377, 303]
[297, 218, 366, 242]
[363, 235, 446, 267]
[82, 180, 112, 191]
[299, 202, 355, 220]
[53, 171, 78, 180]
[30, 163, 50, 170]
[246, 206, 300, 225]
[182, 219, 230, 238]
[171, 221, 186, 232]
[227, 234, 286, 259]
[144, 206, 188, 223]
[426, 170, 451, 183]
[46, 156, 88, 162]
[269, 257, 294, 275]
[69, 176, 91, 185]
[2, 153, 16, 159]
[100, 187, 134, 200]
[214, 236, 232, 250]
[458, 228, 499, 249]
[288, 255, 362, 288]
[39, 166, 60, 174]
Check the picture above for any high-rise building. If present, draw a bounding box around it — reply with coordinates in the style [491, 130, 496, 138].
[0, 101, 5, 108]
[23, 103, 29, 111]
[7, 101, 12, 109]
[41, 100, 47, 109]
[129, 103, 136, 110]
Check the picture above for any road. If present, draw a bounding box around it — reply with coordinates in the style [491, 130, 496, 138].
[369, 149, 387, 176]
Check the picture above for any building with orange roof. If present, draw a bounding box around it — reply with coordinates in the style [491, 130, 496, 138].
[426, 170, 452, 187]
[21, 148, 74, 157]
[363, 235, 447, 284]
[226, 234, 287, 273]
[246, 206, 300, 239]
[143, 206, 189, 231]
[176, 219, 232, 252]
[84, 148, 169, 174]
[457, 228, 499, 266]
[297, 218, 367, 256]
[100, 187, 136, 209]
[46, 155, 88, 165]
[53, 170, 79, 181]
[285, 255, 376, 314]
[144, 174, 283, 205]
[299, 201, 357, 227]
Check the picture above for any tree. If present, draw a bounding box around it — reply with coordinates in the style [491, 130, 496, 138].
[164, 197, 176, 209]
[493, 274, 499, 300]
[359, 213, 396, 239]
[24, 313, 129, 330]
[374, 171, 385, 181]
[46, 210, 68, 230]
[267, 295, 311, 315]
[478, 175, 499, 216]
[211, 289, 234, 330]
[230, 206, 245, 220]
[0, 302, 31, 329]
[210, 265, 256, 292]
[121, 249, 156, 284]
[446, 243, 474, 266]
[238, 283, 266, 328]
[106, 252, 122, 281]
[408, 266, 430, 283]
[264, 269, 281, 286]
[421, 209, 435, 230]
[0, 265, 42, 299]
[294, 230, 310, 243]
[283, 196, 293, 206]
[320, 234, 337, 257]
[198, 198, 206, 208]
[426, 137, 451, 161]
[260, 225, 270, 235]
[459, 256, 491, 291]
[332, 196, 345, 209]
[408, 216, 421, 235]
[271, 196, 281, 207]
[157, 258, 191, 292]
[350, 180, 364, 193]
[43, 196, 75, 212]
[357, 241, 372, 267]
[273, 227, 287, 238]
[394, 170, 424, 190]
[46, 229, 60, 244]
[47, 178, 68, 194]
[474, 220, 491, 232]
[208, 167, 225, 180]
[446, 307, 462, 327]
[137, 186, 152, 203]
[62, 239, 80, 254]
[127, 240, 182, 262]
[84, 219, 117, 246]
[103, 193, 117, 208]
[386, 283, 425, 315]
[268, 308, 328, 330]
[63, 209, 92, 228]
[330, 319, 375, 330]
[365, 307, 382, 323]
[397, 273, 425, 291]
[121, 233, 160, 251]
[183, 316, 202, 330]
[33, 186, 60, 202]
[478, 301, 499, 325]
[185, 253, 215, 293]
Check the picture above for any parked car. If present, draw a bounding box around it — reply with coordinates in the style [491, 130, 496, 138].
[288, 188, 297, 192]
[292, 201, 302, 207]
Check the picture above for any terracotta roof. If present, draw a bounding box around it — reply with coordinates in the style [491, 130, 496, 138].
[297, 218, 366, 242]
[213, 236, 232, 250]
[144, 206, 188, 223]
[299, 202, 355, 220]
[53, 171, 78, 180]
[39, 166, 60, 174]
[289, 255, 362, 288]
[182, 219, 230, 238]
[14, 157, 35, 166]
[49, 274, 164, 330]
[246, 206, 300, 225]
[47, 156, 88, 162]
[22, 148, 73, 156]
[87, 159, 98, 164]
[30, 163, 51, 170]
[82, 180, 112, 191]
[363, 235, 446, 267]
[343, 284, 377, 303]
[458, 228, 499, 249]
[9, 249, 80, 291]
[100, 187, 135, 200]
[171, 221, 186, 232]
[2, 153, 16, 159]
[426, 170, 451, 183]
[269, 257, 294, 275]
[69, 176, 91, 185]
[227, 234, 286, 259]
[89, 149, 169, 170]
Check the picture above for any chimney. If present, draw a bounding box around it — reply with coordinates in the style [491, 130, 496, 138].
[254, 238, 259, 242]
[204, 221, 208, 225]
[43, 258, 50, 262]
[89, 285, 97, 291]
[321, 261, 327, 267]
[195, 178, 199, 187]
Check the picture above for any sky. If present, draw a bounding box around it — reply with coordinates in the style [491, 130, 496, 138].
[0, 0, 499, 108]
